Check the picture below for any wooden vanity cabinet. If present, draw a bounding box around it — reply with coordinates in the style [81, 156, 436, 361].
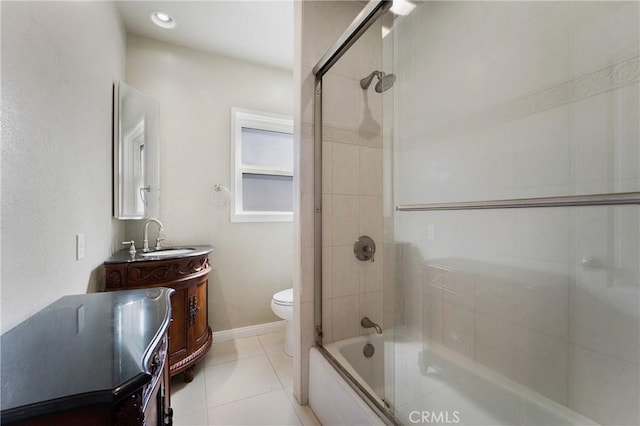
[105, 251, 213, 382]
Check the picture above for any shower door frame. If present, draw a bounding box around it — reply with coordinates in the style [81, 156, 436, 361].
[311, 0, 396, 424]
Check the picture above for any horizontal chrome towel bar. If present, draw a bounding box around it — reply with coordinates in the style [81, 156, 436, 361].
[396, 192, 640, 212]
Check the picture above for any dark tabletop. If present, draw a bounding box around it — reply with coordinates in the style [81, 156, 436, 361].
[1, 288, 173, 422]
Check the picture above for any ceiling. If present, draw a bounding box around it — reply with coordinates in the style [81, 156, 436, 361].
[116, 1, 294, 70]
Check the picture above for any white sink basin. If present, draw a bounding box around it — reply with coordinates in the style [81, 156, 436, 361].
[140, 248, 196, 257]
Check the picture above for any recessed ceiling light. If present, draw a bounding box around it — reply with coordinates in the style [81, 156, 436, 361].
[149, 11, 176, 29]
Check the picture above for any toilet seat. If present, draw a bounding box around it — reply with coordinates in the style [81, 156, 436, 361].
[272, 288, 293, 306]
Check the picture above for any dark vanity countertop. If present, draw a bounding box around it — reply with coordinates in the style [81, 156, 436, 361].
[104, 245, 214, 264]
[0, 288, 173, 423]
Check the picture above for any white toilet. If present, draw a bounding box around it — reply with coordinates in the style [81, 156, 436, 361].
[270, 288, 293, 356]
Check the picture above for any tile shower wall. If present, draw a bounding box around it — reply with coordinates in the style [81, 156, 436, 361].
[318, 9, 384, 345]
[295, 0, 384, 403]
[392, 2, 639, 425]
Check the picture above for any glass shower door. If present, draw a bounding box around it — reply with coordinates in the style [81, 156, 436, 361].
[385, 1, 639, 425]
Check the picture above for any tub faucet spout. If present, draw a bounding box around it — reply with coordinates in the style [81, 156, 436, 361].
[361, 317, 382, 334]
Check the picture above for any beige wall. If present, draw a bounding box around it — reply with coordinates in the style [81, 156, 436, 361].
[123, 35, 294, 332]
[1, 1, 126, 333]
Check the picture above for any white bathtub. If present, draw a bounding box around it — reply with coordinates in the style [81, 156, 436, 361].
[310, 331, 600, 426]
[325, 333, 386, 403]
[398, 341, 600, 426]
[309, 334, 388, 426]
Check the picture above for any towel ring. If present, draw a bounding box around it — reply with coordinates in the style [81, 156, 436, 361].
[212, 184, 230, 206]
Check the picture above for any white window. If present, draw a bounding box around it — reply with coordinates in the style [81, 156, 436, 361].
[230, 108, 294, 222]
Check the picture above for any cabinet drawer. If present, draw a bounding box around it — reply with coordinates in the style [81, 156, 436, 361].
[105, 255, 210, 289]
[127, 256, 210, 285]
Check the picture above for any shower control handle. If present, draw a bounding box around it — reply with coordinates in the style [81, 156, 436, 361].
[354, 236, 376, 262]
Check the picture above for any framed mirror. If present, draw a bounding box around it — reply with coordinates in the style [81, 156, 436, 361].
[113, 81, 160, 219]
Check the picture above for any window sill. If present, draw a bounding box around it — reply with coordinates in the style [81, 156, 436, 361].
[230, 212, 293, 223]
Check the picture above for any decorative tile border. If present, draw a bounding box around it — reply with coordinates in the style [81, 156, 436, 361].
[410, 55, 640, 141]
[507, 55, 639, 120]
[302, 122, 313, 139]
[303, 120, 377, 146]
[322, 125, 359, 144]
[316, 57, 639, 145]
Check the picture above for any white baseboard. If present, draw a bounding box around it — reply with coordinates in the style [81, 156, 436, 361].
[213, 320, 286, 343]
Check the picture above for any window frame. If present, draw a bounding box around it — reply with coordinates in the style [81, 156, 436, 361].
[230, 107, 294, 223]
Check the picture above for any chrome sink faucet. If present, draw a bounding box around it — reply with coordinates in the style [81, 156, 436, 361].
[143, 218, 164, 252]
[361, 317, 382, 334]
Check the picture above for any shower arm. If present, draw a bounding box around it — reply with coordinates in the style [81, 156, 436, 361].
[360, 71, 383, 89]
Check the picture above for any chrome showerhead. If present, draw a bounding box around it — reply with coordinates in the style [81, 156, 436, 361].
[375, 73, 396, 93]
[360, 70, 396, 93]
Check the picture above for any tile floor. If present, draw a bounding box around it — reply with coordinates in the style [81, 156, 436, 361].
[170, 331, 320, 426]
